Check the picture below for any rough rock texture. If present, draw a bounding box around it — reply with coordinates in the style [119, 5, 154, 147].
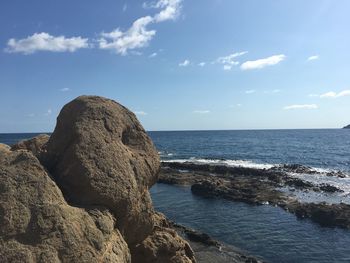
[44, 96, 159, 245]
[132, 213, 195, 263]
[11, 134, 49, 159]
[0, 149, 130, 262]
[0, 143, 11, 153]
[0, 96, 195, 263]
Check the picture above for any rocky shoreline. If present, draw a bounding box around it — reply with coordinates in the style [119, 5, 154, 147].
[0, 95, 265, 263]
[0, 96, 195, 263]
[159, 162, 350, 229]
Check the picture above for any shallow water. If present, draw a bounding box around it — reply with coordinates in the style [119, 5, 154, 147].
[150, 183, 350, 263]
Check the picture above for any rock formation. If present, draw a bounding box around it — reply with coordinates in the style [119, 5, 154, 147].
[343, 124, 350, 129]
[0, 96, 195, 263]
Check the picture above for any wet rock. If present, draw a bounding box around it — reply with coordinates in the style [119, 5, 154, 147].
[287, 202, 350, 229]
[159, 162, 350, 229]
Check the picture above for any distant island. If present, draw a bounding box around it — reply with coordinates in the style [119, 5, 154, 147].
[344, 125, 350, 129]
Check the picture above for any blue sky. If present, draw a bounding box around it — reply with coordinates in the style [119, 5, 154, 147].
[0, 0, 349, 132]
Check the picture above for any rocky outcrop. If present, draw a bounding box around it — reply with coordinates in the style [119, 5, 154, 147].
[0, 149, 130, 262]
[0, 96, 195, 263]
[43, 96, 159, 245]
[343, 124, 350, 129]
[11, 134, 49, 159]
[160, 162, 350, 229]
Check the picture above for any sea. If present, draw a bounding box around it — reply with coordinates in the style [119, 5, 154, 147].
[1, 129, 350, 263]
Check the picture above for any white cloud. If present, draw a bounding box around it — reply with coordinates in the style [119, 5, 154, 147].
[223, 65, 232, 71]
[320, 90, 350, 98]
[44, 109, 52, 116]
[216, 51, 247, 70]
[98, 16, 155, 55]
[134, 111, 148, 116]
[60, 88, 70, 92]
[193, 110, 210, 114]
[149, 52, 158, 58]
[122, 3, 127, 12]
[99, 0, 182, 55]
[241, 54, 286, 70]
[179, 59, 190, 67]
[264, 89, 281, 94]
[308, 94, 319, 97]
[283, 104, 318, 110]
[229, 104, 242, 108]
[245, 90, 256, 94]
[307, 55, 319, 61]
[198, 62, 206, 67]
[5, 32, 89, 54]
[153, 0, 182, 22]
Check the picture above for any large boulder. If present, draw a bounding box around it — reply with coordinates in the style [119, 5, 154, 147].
[44, 96, 160, 244]
[1, 95, 196, 263]
[0, 149, 130, 262]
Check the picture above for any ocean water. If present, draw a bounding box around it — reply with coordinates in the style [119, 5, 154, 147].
[1, 130, 350, 262]
[149, 129, 350, 172]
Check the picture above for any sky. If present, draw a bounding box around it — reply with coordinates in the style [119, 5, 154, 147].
[0, 0, 350, 132]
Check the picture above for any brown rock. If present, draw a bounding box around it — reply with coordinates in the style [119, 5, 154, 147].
[132, 227, 195, 263]
[44, 96, 160, 245]
[0, 149, 130, 263]
[1, 95, 196, 263]
[11, 134, 49, 158]
[0, 143, 10, 153]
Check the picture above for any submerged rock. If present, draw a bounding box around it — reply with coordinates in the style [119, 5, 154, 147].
[0, 96, 195, 263]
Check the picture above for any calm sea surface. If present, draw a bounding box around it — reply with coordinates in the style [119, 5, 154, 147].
[1, 130, 350, 262]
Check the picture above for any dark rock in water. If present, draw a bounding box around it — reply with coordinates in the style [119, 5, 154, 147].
[0, 96, 195, 263]
[343, 124, 350, 129]
[288, 202, 350, 229]
[159, 162, 350, 229]
[158, 213, 265, 263]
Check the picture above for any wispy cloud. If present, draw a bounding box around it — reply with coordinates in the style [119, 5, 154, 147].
[44, 109, 52, 116]
[216, 51, 247, 70]
[60, 88, 70, 92]
[193, 110, 210, 114]
[179, 59, 190, 67]
[99, 0, 182, 55]
[307, 55, 319, 61]
[241, 54, 286, 70]
[320, 90, 350, 98]
[245, 89, 256, 94]
[134, 110, 148, 116]
[198, 62, 206, 67]
[122, 3, 127, 12]
[264, 89, 281, 94]
[5, 33, 89, 54]
[283, 104, 318, 110]
[149, 52, 158, 58]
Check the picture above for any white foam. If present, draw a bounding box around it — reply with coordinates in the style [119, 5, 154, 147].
[163, 158, 274, 169]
